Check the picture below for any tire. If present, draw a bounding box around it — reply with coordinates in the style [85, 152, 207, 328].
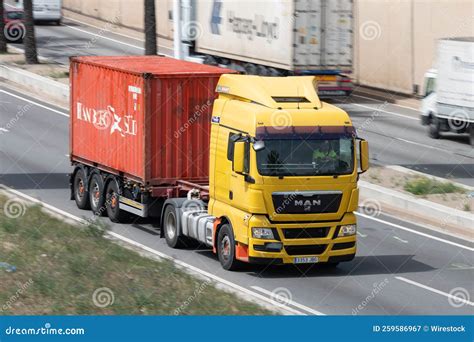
[217, 224, 241, 271]
[105, 180, 129, 223]
[429, 115, 441, 139]
[55, 20, 61, 26]
[89, 173, 106, 216]
[73, 168, 90, 210]
[163, 205, 186, 248]
[470, 125, 474, 147]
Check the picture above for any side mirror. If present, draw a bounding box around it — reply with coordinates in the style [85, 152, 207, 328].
[253, 140, 265, 152]
[359, 140, 369, 173]
[233, 141, 245, 173]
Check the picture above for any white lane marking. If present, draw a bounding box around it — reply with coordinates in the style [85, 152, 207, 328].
[393, 236, 408, 244]
[0, 185, 307, 315]
[355, 212, 474, 252]
[63, 24, 145, 51]
[65, 16, 144, 42]
[396, 276, 474, 307]
[392, 137, 449, 153]
[449, 263, 474, 270]
[357, 231, 367, 238]
[251, 286, 324, 315]
[62, 17, 172, 57]
[352, 94, 420, 111]
[349, 102, 419, 121]
[0, 127, 9, 132]
[0, 90, 69, 117]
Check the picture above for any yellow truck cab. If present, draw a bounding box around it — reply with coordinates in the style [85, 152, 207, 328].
[204, 75, 369, 269]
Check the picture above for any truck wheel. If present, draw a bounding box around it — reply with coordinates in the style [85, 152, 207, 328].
[429, 116, 441, 139]
[105, 180, 128, 223]
[89, 173, 106, 216]
[217, 224, 241, 271]
[163, 205, 186, 248]
[73, 169, 90, 210]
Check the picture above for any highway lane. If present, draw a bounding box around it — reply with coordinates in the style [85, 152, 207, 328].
[335, 97, 474, 186]
[1, 85, 473, 315]
[6, 15, 473, 186]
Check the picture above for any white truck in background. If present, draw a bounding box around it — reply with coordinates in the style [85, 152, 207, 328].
[184, 0, 353, 97]
[421, 37, 474, 146]
[14, 0, 62, 25]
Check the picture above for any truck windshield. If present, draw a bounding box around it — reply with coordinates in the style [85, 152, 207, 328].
[255, 127, 354, 176]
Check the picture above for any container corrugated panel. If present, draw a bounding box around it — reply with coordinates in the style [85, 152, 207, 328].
[70, 56, 235, 185]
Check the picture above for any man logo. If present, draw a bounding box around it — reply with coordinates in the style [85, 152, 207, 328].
[295, 199, 321, 212]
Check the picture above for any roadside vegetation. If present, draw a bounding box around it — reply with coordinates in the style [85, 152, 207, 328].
[0, 195, 271, 315]
[403, 177, 466, 196]
[362, 167, 471, 212]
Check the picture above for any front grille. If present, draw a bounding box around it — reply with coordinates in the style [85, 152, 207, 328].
[332, 242, 356, 250]
[272, 192, 342, 214]
[282, 227, 330, 239]
[285, 244, 328, 256]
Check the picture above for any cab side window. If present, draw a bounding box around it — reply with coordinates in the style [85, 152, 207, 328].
[227, 132, 238, 161]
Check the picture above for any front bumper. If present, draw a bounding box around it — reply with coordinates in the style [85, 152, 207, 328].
[246, 213, 357, 265]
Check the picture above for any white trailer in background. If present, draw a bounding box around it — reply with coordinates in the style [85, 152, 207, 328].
[186, 0, 353, 97]
[421, 37, 474, 146]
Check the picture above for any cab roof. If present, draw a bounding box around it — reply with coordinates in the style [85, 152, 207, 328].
[216, 74, 322, 109]
[216, 75, 352, 135]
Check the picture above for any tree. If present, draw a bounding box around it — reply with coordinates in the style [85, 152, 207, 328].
[144, 0, 157, 55]
[0, 0, 7, 53]
[23, 0, 38, 64]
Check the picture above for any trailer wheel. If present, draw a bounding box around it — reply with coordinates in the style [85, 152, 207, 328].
[217, 224, 241, 271]
[89, 173, 106, 216]
[163, 205, 186, 248]
[73, 168, 90, 210]
[429, 115, 441, 139]
[105, 180, 128, 223]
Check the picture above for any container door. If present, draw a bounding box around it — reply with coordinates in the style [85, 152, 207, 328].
[322, 0, 353, 69]
[293, 0, 322, 69]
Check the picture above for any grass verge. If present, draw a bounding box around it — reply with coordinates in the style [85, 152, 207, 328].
[0, 195, 271, 315]
[403, 177, 466, 196]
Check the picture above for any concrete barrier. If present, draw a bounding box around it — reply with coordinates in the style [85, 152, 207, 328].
[0, 64, 69, 103]
[359, 181, 473, 239]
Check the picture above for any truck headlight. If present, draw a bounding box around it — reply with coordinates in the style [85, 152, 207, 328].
[252, 227, 274, 240]
[338, 224, 357, 237]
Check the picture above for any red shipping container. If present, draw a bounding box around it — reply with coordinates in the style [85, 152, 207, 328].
[70, 56, 235, 185]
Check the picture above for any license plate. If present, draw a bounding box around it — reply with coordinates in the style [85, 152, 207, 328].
[294, 256, 318, 264]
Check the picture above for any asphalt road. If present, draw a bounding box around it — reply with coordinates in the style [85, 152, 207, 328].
[0, 86, 473, 315]
[6, 15, 473, 186]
